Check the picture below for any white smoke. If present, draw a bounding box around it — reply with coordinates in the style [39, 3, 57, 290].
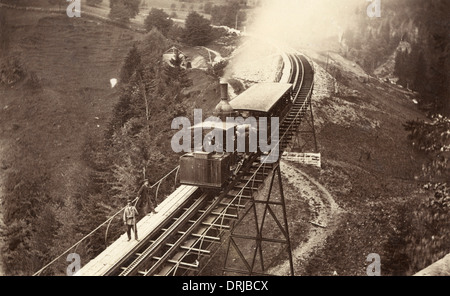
[247, 0, 361, 49]
[222, 0, 363, 84]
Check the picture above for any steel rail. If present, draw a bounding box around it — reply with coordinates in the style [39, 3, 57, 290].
[45, 52, 312, 277]
[108, 54, 307, 275]
[151, 54, 311, 276]
[117, 193, 209, 276]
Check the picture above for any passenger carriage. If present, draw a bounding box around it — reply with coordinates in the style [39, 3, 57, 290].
[178, 82, 293, 189]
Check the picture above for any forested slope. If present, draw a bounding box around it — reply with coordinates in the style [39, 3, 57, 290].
[341, 0, 449, 115]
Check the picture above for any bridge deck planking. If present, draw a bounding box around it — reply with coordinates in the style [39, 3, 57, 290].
[77, 185, 198, 276]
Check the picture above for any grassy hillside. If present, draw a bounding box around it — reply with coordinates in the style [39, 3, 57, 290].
[0, 8, 141, 274]
[295, 50, 448, 276]
[0, 9, 140, 205]
[0, 6, 238, 274]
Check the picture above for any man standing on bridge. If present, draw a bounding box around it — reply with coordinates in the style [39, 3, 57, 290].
[138, 180, 157, 214]
[123, 198, 139, 241]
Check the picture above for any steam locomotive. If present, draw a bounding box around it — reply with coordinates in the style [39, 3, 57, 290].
[179, 81, 293, 189]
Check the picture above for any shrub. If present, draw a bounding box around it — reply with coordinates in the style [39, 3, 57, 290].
[227, 78, 244, 95]
[183, 11, 212, 46]
[210, 59, 228, 77]
[403, 116, 449, 180]
[144, 8, 174, 36]
[109, 0, 140, 23]
[0, 57, 26, 86]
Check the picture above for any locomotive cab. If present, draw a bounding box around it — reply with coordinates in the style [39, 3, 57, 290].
[179, 121, 239, 189]
[178, 81, 293, 189]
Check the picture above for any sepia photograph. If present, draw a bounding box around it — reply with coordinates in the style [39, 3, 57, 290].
[0, 0, 448, 284]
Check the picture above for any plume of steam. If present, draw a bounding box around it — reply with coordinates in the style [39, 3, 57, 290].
[247, 0, 361, 48]
[221, 0, 363, 84]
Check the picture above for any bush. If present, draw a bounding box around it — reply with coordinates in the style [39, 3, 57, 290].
[384, 115, 450, 275]
[210, 59, 228, 77]
[210, 26, 228, 41]
[109, 0, 140, 23]
[144, 8, 173, 36]
[384, 184, 449, 275]
[403, 116, 449, 180]
[210, 2, 246, 29]
[183, 11, 212, 46]
[0, 57, 26, 86]
[227, 78, 244, 95]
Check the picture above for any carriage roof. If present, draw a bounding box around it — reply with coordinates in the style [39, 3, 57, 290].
[229, 83, 292, 113]
[190, 120, 238, 131]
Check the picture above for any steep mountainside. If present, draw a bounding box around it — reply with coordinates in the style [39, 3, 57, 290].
[340, 0, 449, 115]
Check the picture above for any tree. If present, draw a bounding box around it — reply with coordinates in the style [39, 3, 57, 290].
[210, 2, 245, 28]
[120, 44, 142, 84]
[342, 0, 449, 115]
[204, 2, 213, 14]
[383, 206, 414, 275]
[1, 155, 53, 275]
[167, 24, 184, 42]
[412, 50, 427, 94]
[163, 50, 191, 97]
[183, 11, 212, 46]
[140, 28, 170, 64]
[144, 8, 173, 36]
[403, 116, 449, 180]
[394, 49, 409, 87]
[109, 0, 140, 23]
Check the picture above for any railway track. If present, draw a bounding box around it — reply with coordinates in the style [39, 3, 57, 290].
[102, 53, 314, 276]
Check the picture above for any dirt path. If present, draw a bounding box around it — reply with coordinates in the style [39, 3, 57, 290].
[200, 46, 224, 64]
[269, 160, 343, 276]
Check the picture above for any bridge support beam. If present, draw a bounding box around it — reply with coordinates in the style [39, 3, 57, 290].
[222, 163, 294, 276]
[289, 87, 318, 153]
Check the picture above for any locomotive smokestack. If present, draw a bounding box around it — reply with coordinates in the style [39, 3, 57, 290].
[214, 80, 236, 119]
[220, 81, 228, 101]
